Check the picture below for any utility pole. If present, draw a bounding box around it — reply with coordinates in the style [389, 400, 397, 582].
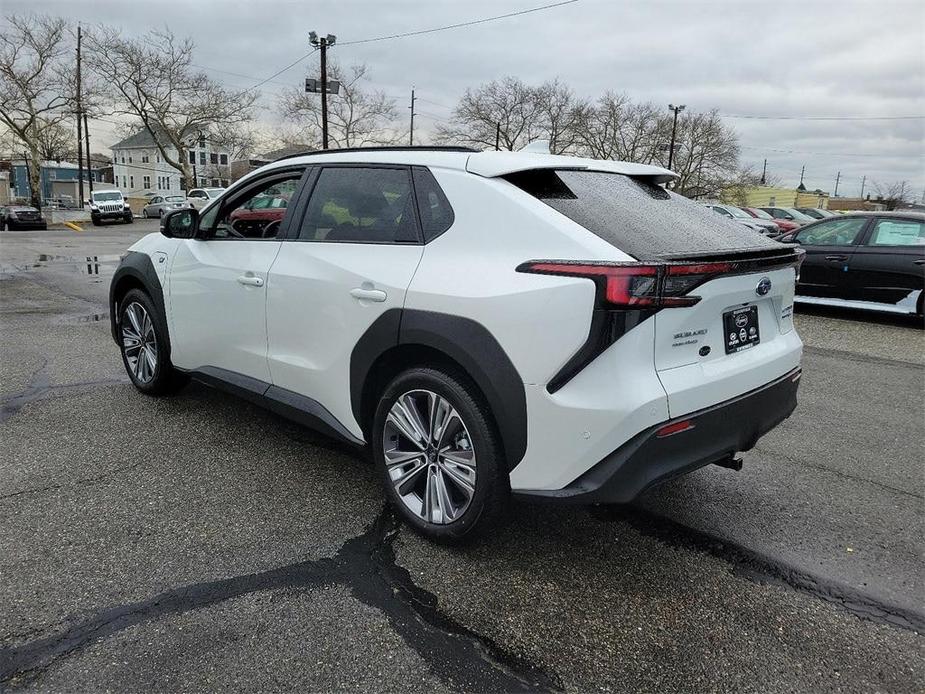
[667, 104, 686, 171]
[408, 87, 417, 146]
[495, 122, 501, 151]
[760, 158, 767, 185]
[83, 111, 93, 193]
[309, 32, 336, 149]
[76, 24, 84, 205]
[860, 175, 866, 199]
[22, 150, 32, 203]
[833, 171, 841, 197]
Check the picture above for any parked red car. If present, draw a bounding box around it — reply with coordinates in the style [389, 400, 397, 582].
[741, 207, 797, 233]
[227, 194, 290, 237]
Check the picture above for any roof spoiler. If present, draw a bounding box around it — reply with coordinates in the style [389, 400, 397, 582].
[465, 151, 678, 184]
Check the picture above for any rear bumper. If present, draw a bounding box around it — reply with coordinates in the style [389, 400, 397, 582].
[514, 366, 801, 504]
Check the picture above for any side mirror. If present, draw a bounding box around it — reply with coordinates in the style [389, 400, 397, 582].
[161, 207, 199, 239]
[779, 234, 799, 244]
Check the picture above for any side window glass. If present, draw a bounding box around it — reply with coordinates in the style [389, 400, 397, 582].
[299, 167, 418, 243]
[796, 218, 867, 246]
[412, 167, 455, 242]
[209, 173, 302, 240]
[867, 219, 925, 246]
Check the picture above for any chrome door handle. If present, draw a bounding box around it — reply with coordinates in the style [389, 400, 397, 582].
[350, 287, 387, 302]
[237, 275, 264, 287]
[825, 255, 847, 261]
[914, 259, 925, 265]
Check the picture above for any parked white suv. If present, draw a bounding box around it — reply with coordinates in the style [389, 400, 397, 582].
[186, 187, 225, 210]
[109, 147, 803, 541]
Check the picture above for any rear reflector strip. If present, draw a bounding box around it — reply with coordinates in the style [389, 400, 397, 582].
[656, 420, 695, 437]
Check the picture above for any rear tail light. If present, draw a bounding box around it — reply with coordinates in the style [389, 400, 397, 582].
[517, 260, 733, 309]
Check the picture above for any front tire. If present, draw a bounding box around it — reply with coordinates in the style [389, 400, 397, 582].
[372, 367, 508, 543]
[118, 289, 186, 396]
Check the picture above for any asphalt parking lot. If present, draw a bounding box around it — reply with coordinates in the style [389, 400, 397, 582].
[1, 220, 923, 692]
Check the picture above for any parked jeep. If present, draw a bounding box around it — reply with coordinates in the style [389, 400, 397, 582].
[88, 190, 134, 226]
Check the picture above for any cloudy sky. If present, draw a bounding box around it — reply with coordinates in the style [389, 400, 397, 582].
[7, 0, 925, 199]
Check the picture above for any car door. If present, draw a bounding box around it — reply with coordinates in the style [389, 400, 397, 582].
[266, 164, 425, 440]
[166, 167, 309, 383]
[789, 216, 869, 298]
[846, 216, 925, 309]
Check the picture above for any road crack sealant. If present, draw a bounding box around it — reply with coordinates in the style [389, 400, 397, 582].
[0, 509, 562, 692]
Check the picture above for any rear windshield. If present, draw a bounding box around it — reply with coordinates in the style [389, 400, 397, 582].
[504, 169, 776, 260]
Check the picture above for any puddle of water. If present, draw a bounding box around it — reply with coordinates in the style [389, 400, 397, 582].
[54, 312, 110, 324]
[1, 254, 121, 278]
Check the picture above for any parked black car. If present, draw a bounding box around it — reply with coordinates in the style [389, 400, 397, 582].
[778, 211, 924, 316]
[0, 205, 48, 231]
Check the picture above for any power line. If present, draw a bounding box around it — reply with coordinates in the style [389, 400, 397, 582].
[740, 144, 924, 159]
[721, 113, 925, 121]
[246, 47, 319, 92]
[338, 0, 580, 46]
[416, 97, 454, 110]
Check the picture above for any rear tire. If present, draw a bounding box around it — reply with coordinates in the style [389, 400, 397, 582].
[118, 289, 187, 396]
[372, 367, 508, 543]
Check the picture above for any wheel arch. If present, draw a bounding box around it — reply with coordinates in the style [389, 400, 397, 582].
[109, 251, 170, 354]
[351, 309, 527, 470]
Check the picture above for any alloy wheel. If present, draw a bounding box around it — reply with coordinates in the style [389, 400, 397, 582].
[121, 302, 158, 383]
[383, 389, 477, 525]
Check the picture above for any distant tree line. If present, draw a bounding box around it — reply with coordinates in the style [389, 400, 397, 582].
[435, 76, 741, 198]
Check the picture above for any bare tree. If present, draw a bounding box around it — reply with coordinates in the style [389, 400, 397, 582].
[574, 92, 669, 163]
[872, 180, 913, 210]
[534, 79, 586, 154]
[35, 119, 75, 161]
[663, 110, 740, 198]
[279, 62, 399, 149]
[0, 14, 74, 206]
[436, 77, 547, 151]
[85, 27, 258, 187]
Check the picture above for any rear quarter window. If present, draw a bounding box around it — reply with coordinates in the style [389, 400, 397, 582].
[505, 170, 776, 260]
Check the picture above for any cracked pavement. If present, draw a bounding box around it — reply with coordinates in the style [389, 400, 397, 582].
[1, 222, 923, 692]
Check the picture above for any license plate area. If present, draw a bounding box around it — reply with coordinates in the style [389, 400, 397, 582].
[723, 305, 760, 354]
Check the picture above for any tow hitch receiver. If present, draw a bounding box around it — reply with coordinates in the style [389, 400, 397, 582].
[714, 454, 743, 471]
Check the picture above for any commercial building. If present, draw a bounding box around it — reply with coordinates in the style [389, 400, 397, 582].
[5, 159, 98, 206]
[720, 185, 830, 209]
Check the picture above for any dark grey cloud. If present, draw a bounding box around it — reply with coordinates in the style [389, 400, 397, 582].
[7, 0, 924, 197]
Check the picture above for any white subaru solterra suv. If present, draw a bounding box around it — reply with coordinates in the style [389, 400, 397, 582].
[110, 146, 803, 541]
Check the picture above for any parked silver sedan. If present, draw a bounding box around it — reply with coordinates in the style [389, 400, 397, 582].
[142, 195, 190, 218]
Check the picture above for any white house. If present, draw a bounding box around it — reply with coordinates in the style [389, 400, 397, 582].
[111, 129, 231, 195]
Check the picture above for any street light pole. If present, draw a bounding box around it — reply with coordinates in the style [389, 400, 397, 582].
[84, 110, 93, 193]
[310, 32, 336, 150]
[409, 87, 416, 146]
[667, 104, 685, 171]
